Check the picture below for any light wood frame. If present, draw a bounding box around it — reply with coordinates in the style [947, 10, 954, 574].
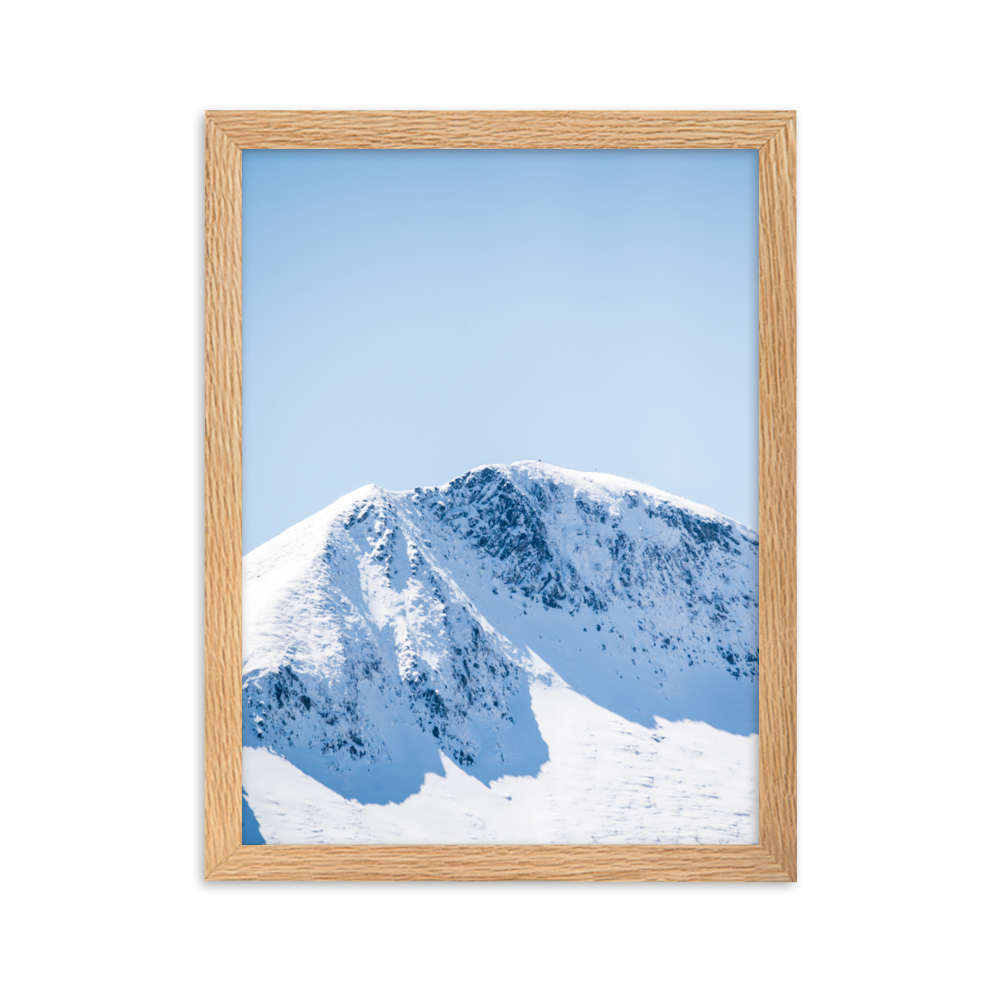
[205, 111, 796, 881]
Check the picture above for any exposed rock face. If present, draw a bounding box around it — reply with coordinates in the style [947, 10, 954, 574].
[242, 462, 758, 804]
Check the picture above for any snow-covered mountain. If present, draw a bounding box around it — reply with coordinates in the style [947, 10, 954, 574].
[242, 461, 759, 843]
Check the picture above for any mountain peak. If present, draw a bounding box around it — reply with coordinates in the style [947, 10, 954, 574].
[243, 463, 759, 809]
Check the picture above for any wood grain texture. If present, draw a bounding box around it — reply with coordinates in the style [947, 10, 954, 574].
[205, 118, 243, 874]
[208, 845, 792, 882]
[206, 110, 794, 150]
[758, 118, 797, 882]
[204, 111, 797, 881]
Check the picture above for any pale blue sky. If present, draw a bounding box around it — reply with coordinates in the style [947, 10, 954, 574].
[243, 149, 758, 554]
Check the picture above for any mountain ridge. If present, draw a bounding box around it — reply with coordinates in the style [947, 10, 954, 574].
[243, 461, 759, 806]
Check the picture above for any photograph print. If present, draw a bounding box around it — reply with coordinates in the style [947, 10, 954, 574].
[240, 147, 760, 846]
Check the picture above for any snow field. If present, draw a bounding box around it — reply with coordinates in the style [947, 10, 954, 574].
[244, 650, 758, 845]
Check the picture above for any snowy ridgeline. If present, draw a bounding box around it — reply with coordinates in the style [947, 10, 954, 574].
[242, 461, 759, 844]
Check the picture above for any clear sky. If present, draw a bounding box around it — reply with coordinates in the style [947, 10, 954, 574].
[243, 149, 758, 554]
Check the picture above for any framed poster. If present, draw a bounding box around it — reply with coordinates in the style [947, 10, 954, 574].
[206, 112, 795, 881]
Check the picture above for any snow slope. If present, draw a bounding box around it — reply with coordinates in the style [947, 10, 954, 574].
[242, 461, 759, 843]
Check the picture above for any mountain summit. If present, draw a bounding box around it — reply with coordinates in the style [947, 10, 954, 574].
[243, 462, 759, 810]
